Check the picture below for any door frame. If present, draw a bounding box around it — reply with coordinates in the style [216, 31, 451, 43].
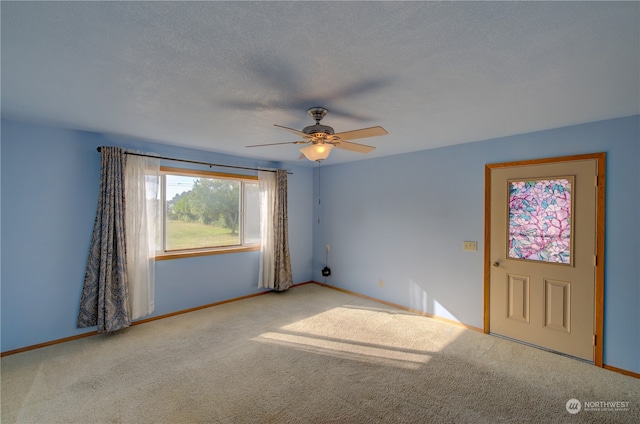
[483, 152, 606, 366]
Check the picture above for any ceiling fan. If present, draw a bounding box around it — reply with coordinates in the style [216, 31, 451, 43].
[246, 107, 388, 162]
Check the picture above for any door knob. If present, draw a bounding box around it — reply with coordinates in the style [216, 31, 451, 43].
[493, 261, 500, 267]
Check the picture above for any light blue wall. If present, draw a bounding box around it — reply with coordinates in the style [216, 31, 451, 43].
[0, 119, 313, 352]
[313, 116, 639, 374]
[2, 116, 639, 374]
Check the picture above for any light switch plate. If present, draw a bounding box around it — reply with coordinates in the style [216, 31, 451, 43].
[463, 241, 478, 251]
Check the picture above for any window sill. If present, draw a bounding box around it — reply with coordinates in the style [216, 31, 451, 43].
[156, 245, 260, 261]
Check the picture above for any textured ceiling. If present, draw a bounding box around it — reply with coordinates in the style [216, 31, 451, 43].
[2, 1, 639, 166]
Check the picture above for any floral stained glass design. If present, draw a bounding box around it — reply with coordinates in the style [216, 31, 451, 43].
[508, 178, 572, 264]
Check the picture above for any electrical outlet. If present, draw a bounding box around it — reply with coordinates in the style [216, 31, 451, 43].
[379, 279, 384, 287]
[326, 244, 330, 252]
[463, 241, 478, 251]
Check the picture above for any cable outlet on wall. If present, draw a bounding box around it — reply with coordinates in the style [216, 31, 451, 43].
[463, 241, 478, 251]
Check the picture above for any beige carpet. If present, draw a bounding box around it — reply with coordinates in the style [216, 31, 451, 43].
[2, 283, 639, 423]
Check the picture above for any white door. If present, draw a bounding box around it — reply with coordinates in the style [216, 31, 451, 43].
[486, 155, 604, 362]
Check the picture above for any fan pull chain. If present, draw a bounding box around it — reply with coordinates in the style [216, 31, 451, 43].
[317, 164, 321, 224]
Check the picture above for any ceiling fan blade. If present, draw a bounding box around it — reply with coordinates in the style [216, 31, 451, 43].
[246, 141, 307, 148]
[333, 140, 376, 154]
[274, 124, 311, 138]
[333, 126, 388, 141]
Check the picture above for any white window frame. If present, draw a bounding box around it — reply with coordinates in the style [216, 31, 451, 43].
[157, 166, 259, 260]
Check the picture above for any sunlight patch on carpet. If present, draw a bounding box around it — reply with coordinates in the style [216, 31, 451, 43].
[252, 331, 432, 369]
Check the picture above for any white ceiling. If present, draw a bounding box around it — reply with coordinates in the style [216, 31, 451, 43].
[2, 1, 638, 166]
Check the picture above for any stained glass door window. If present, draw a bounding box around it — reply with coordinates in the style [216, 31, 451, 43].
[508, 178, 573, 264]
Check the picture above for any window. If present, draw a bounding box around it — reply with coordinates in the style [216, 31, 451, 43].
[508, 177, 573, 264]
[158, 167, 260, 259]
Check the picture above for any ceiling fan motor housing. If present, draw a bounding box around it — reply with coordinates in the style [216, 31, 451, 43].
[302, 124, 335, 136]
[304, 107, 335, 137]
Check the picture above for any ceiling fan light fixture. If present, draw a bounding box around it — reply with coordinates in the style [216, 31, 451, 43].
[299, 143, 334, 162]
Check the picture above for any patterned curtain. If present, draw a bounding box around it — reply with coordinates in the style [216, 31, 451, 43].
[77, 147, 131, 332]
[258, 170, 292, 291]
[273, 169, 293, 291]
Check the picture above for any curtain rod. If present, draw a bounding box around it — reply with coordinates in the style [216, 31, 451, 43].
[96, 147, 291, 174]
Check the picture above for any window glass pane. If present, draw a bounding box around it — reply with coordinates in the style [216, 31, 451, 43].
[508, 178, 572, 264]
[244, 182, 260, 245]
[165, 174, 240, 250]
